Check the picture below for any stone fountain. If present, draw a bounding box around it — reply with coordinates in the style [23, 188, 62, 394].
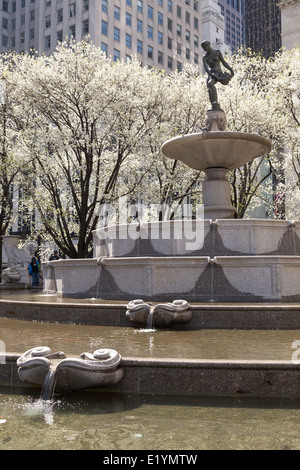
[42, 41, 300, 304]
[3, 44, 300, 403]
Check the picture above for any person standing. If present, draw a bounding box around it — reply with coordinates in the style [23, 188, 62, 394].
[49, 250, 60, 261]
[29, 256, 40, 287]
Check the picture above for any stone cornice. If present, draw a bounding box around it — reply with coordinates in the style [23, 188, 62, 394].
[278, 0, 300, 9]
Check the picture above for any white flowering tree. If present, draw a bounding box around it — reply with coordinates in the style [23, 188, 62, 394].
[267, 47, 300, 219]
[12, 42, 169, 258]
[0, 60, 34, 277]
[219, 49, 289, 219]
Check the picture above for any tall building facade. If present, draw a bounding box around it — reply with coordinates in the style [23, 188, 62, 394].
[245, 0, 281, 57]
[202, 0, 230, 56]
[0, 0, 203, 72]
[279, 0, 300, 49]
[217, 0, 245, 52]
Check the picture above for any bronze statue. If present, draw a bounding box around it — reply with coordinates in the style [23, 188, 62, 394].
[201, 41, 234, 111]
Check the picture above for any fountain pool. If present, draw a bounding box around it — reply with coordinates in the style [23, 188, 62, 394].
[1, 386, 300, 450]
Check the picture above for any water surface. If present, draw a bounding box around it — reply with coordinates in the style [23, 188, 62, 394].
[0, 388, 300, 450]
[1, 317, 300, 360]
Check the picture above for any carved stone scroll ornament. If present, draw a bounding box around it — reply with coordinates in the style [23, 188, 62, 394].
[126, 299, 192, 327]
[17, 346, 124, 392]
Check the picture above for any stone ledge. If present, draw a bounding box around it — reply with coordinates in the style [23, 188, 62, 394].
[2, 354, 300, 397]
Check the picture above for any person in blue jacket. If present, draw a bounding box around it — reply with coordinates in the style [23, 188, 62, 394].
[28, 256, 40, 287]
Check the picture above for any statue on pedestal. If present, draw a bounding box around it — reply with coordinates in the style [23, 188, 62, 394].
[201, 40, 234, 111]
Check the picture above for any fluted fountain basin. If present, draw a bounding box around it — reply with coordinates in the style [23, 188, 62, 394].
[161, 132, 271, 171]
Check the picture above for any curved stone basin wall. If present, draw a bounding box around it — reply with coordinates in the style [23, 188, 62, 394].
[93, 219, 300, 258]
[42, 219, 300, 302]
[42, 254, 300, 302]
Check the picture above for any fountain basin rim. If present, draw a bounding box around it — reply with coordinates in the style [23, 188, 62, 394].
[161, 131, 272, 172]
[161, 131, 272, 147]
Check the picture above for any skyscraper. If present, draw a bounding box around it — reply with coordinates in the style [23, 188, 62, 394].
[217, 0, 245, 51]
[0, 0, 203, 72]
[245, 0, 281, 57]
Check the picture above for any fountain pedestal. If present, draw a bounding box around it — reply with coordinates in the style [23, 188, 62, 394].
[161, 111, 271, 220]
[202, 167, 236, 219]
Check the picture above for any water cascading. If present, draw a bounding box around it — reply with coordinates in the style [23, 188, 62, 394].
[41, 369, 57, 401]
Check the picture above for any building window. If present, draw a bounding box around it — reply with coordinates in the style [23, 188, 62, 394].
[57, 9, 63, 23]
[158, 50, 163, 64]
[114, 27, 120, 42]
[101, 42, 108, 55]
[2, 1, 8, 12]
[45, 35, 51, 49]
[69, 25, 75, 39]
[148, 5, 153, 20]
[158, 12, 163, 26]
[102, 0, 108, 13]
[101, 20, 108, 36]
[83, 0, 89, 12]
[148, 45, 153, 60]
[148, 25, 153, 40]
[30, 10, 35, 21]
[168, 0, 172, 12]
[137, 0, 143, 13]
[30, 28, 34, 40]
[126, 33, 132, 48]
[114, 49, 120, 62]
[2, 17, 8, 29]
[45, 0, 51, 7]
[45, 15, 51, 29]
[82, 19, 89, 35]
[158, 31, 163, 45]
[137, 39, 143, 54]
[168, 56, 173, 69]
[137, 19, 143, 33]
[126, 13, 132, 27]
[69, 3, 76, 18]
[114, 6, 120, 20]
[57, 30, 63, 43]
[2, 35, 8, 47]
